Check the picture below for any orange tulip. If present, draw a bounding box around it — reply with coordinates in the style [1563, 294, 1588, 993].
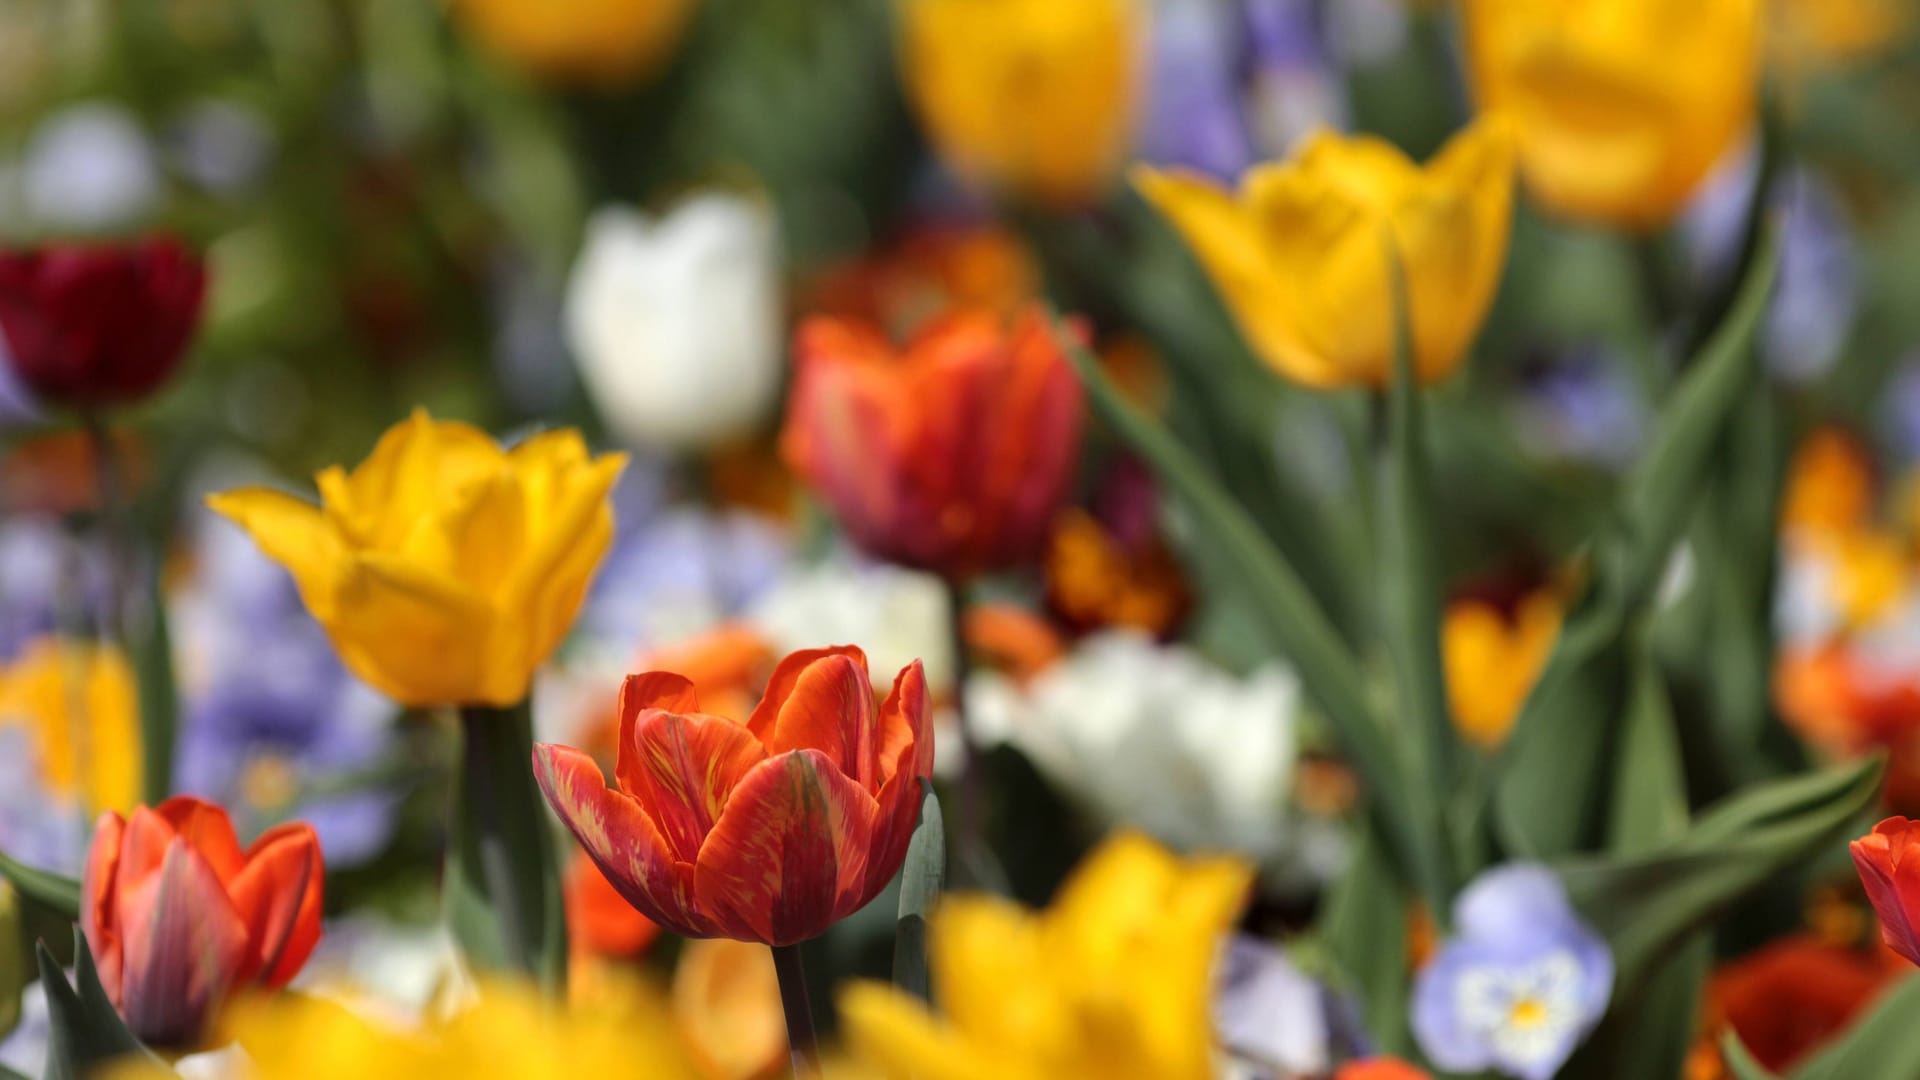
[533, 646, 932, 946]
[565, 848, 661, 959]
[1336, 1059, 1432, 1080]
[81, 796, 323, 1047]
[781, 306, 1085, 581]
[1852, 817, 1920, 966]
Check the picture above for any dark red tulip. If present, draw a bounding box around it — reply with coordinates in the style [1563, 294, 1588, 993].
[0, 236, 206, 409]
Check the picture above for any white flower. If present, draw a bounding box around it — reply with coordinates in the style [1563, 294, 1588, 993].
[564, 193, 783, 451]
[970, 630, 1321, 881]
[747, 557, 955, 698]
[21, 102, 160, 229]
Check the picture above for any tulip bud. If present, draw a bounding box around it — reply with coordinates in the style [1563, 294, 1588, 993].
[1851, 816, 1920, 966]
[81, 796, 323, 1048]
[533, 646, 933, 946]
[781, 306, 1085, 582]
[0, 236, 205, 410]
[564, 196, 784, 452]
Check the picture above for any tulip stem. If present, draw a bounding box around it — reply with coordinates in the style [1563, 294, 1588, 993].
[771, 943, 822, 1078]
[944, 577, 1004, 892]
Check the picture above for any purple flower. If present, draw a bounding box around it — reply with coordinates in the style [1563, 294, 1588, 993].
[170, 512, 401, 865]
[0, 727, 84, 876]
[1412, 864, 1614, 1080]
[1214, 934, 1333, 1077]
[0, 520, 110, 660]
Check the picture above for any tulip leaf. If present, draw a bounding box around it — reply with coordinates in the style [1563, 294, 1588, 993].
[0, 853, 79, 922]
[1789, 973, 1920, 1079]
[1722, 1029, 1783, 1080]
[445, 702, 567, 995]
[1495, 226, 1781, 858]
[1606, 643, 1688, 854]
[132, 573, 179, 805]
[1556, 755, 1882, 993]
[1065, 336, 1448, 916]
[36, 929, 156, 1080]
[892, 789, 944, 1002]
[1377, 240, 1456, 886]
[1317, 818, 1413, 1057]
[0, 883, 20, 1041]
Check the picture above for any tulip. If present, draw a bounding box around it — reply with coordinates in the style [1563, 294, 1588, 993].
[1851, 817, 1920, 966]
[532, 646, 932, 946]
[448, 0, 701, 84]
[1134, 118, 1516, 390]
[208, 409, 627, 707]
[565, 196, 784, 451]
[897, 0, 1145, 206]
[1462, 0, 1760, 231]
[0, 236, 204, 409]
[1337, 1060, 1432, 1080]
[1443, 590, 1561, 750]
[81, 796, 322, 1047]
[565, 849, 660, 959]
[781, 307, 1085, 581]
[838, 831, 1252, 1080]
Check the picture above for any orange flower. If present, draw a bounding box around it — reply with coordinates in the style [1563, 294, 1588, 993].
[1782, 427, 1876, 540]
[672, 938, 787, 1080]
[964, 602, 1066, 684]
[82, 796, 323, 1047]
[781, 306, 1085, 581]
[1704, 935, 1894, 1072]
[1852, 817, 1920, 967]
[1336, 1059, 1432, 1080]
[533, 646, 933, 946]
[1045, 508, 1190, 637]
[566, 848, 661, 959]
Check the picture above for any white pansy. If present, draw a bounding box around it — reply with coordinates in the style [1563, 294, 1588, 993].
[564, 194, 783, 451]
[1453, 950, 1586, 1074]
[970, 630, 1324, 883]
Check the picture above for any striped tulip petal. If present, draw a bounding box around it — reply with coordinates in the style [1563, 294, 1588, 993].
[116, 839, 250, 1047]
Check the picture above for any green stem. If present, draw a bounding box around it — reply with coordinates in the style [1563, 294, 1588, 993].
[447, 702, 567, 992]
[771, 943, 821, 1079]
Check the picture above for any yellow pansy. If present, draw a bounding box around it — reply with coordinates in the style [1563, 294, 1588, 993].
[839, 831, 1251, 1080]
[448, 0, 701, 85]
[109, 979, 702, 1080]
[1443, 590, 1562, 749]
[1133, 118, 1515, 390]
[897, 0, 1144, 207]
[0, 637, 139, 814]
[1462, 0, 1761, 231]
[209, 409, 627, 708]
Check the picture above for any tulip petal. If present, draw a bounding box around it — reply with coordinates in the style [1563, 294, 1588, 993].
[621, 708, 768, 863]
[866, 662, 934, 897]
[337, 408, 506, 551]
[837, 981, 1001, 1080]
[694, 749, 878, 946]
[205, 488, 349, 621]
[756, 652, 880, 788]
[745, 645, 869, 745]
[82, 811, 126, 1004]
[612, 671, 703, 796]
[328, 552, 495, 707]
[230, 822, 324, 989]
[532, 742, 716, 938]
[154, 796, 246, 883]
[118, 839, 250, 1046]
[114, 806, 182, 912]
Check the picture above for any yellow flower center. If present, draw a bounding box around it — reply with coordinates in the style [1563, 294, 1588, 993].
[241, 754, 302, 813]
[1510, 997, 1549, 1028]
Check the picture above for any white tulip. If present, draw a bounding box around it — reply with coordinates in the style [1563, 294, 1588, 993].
[564, 193, 783, 450]
[971, 630, 1339, 886]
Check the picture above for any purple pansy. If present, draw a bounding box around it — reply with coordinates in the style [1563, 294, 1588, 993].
[1412, 864, 1615, 1080]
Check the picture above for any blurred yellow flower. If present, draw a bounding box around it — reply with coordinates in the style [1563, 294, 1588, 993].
[0, 637, 139, 814]
[449, 0, 701, 85]
[1772, 0, 1909, 77]
[1133, 118, 1515, 389]
[839, 831, 1251, 1080]
[671, 937, 787, 1080]
[1443, 591, 1561, 749]
[209, 409, 626, 707]
[897, 0, 1144, 207]
[1783, 427, 1875, 541]
[1826, 529, 1908, 629]
[111, 980, 702, 1080]
[1463, 0, 1761, 231]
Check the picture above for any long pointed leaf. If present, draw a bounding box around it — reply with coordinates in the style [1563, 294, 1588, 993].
[0, 854, 79, 921]
[36, 929, 155, 1080]
[892, 789, 944, 1002]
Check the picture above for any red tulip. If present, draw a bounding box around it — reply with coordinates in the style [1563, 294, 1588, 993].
[533, 646, 932, 946]
[81, 797, 323, 1047]
[1853, 816, 1920, 966]
[781, 305, 1085, 581]
[0, 236, 206, 409]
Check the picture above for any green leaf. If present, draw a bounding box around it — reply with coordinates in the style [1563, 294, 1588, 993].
[132, 574, 179, 804]
[0, 853, 79, 922]
[37, 928, 155, 1080]
[0, 883, 21, 1040]
[1066, 338, 1447, 916]
[1558, 756, 1883, 992]
[1377, 241, 1455, 882]
[1562, 933, 1709, 1080]
[1318, 818, 1413, 1056]
[1723, 1028, 1784, 1080]
[1606, 645, 1688, 853]
[891, 789, 944, 1002]
[445, 702, 567, 994]
[1791, 973, 1920, 1079]
[1495, 227, 1782, 858]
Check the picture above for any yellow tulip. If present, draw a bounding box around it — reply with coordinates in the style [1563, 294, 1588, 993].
[0, 637, 140, 815]
[1443, 591, 1561, 749]
[1462, 0, 1761, 231]
[839, 831, 1251, 1080]
[209, 409, 626, 708]
[109, 979, 702, 1080]
[449, 0, 701, 85]
[1133, 118, 1516, 389]
[897, 0, 1145, 207]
